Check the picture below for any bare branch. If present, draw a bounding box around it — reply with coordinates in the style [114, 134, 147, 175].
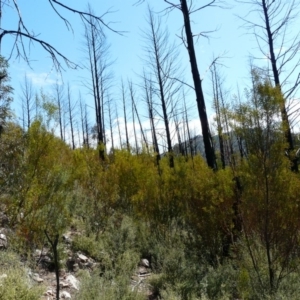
[48, 0, 73, 32]
[0, 30, 78, 71]
[0, 0, 123, 71]
[190, 0, 227, 14]
[50, 0, 123, 35]
[164, 0, 181, 10]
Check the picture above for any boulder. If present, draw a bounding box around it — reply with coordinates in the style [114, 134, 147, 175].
[77, 253, 88, 263]
[44, 289, 54, 296]
[0, 233, 7, 248]
[66, 274, 80, 290]
[60, 291, 71, 299]
[139, 258, 150, 267]
[32, 273, 44, 283]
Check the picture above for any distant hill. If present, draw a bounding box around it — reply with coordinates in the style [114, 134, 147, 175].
[173, 131, 300, 161]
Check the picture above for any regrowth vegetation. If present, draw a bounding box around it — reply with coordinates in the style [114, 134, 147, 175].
[1, 54, 300, 299]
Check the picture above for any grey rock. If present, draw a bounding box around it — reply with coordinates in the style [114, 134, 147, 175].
[0, 233, 7, 248]
[137, 266, 149, 275]
[32, 273, 44, 283]
[77, 253, 88, 263]
[66, 274, 80, 290]
[44, 289, 54, 296]
[60, 291, 71, 299]
[62, 232, 72, 244]
[60, 281, 70, 288]
[140, 258, 150, 268]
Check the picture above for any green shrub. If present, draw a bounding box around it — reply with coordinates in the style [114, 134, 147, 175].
[0, 251, 43, 300]
[75, 272, 145, 300]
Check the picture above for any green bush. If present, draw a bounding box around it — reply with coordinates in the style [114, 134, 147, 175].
[0, 251, 43, 300]
[75, 272, 145, 300]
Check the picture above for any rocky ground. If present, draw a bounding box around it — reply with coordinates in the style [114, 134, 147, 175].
[0, 212, 156, 300]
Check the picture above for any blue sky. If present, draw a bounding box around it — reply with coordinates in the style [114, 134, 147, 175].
[1, 0, 300, 147]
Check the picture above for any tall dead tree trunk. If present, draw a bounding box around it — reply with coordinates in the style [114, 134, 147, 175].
[134, 97, 148, 152]
[91, 26, 105, 160]
[211, 63, 225, 169]
[131, 90, 139, 154]
[143, 8, 181, 168]
[172, 102, 185, 156]
[121, 81, 130, 152]
[179, 0, 217, 170]
[53, 82, 64, 141]
[20, 75, 34, 131]
[144, 74, 160, 165]
[183, 94, 193, 159]
[107, 97, 115, 152]
[83, 5, 113, 161]
[240, 0, 300, 172]
[84, 104, 90, 148]
[67, 84, 75, 150]
[116, 104, 123, 149]
[129, 81, 148, 151]
[261, 0, 297, 172]
[79, 94, 86, 147]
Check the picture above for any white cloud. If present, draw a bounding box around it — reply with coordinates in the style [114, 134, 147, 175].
[25, 72, 62, 87]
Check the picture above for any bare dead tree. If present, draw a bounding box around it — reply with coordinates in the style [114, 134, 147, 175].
[115, 103, 122, 149]
[142, 7, 182, 168]
[128, 81, 139, 154]
[238, 0, 300, 171]
[129, 80, 148, 153]
[78, 93, 86, 147]
[160, 0, 222, 170]
[212, 63, 244, 250]
[53, 82, 65, 141]
[181, 108, 188, 157]
[20, 74, 34, 131]
[76, 120, 81, 148]
[211, 63, 226, 169]
[234, 85, 248, 161]
[121, 81, 130, 152]
[143, 72, 160, 165]
[0, 0, 121, 71]
[67, 84, 76, 150]
[107, 96, 115, 152]
[183, 93, 194, 159]
[84, 104, 90, 148]
[172, 96, 185, 156]
[83, 5, 114, 160]
[213, 68, 236, 169]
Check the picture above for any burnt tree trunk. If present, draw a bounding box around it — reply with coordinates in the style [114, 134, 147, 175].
[262, 0, 297, 172]
[122, 82, 130, 152]
[180, 0, 216, 170]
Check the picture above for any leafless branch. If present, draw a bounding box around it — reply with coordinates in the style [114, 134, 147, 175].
[48, 0, 73, 33]
[0, 0, 123, 71]
[0, 30, 78, 71]
[190, 0, 227, 14]
[50, 1, 122, 34]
